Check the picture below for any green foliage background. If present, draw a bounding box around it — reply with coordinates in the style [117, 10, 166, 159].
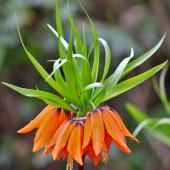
[0, 0, 170, 170]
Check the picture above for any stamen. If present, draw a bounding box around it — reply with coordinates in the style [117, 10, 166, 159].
[66, 156, 73, 170]
[102, 145, 108, 164]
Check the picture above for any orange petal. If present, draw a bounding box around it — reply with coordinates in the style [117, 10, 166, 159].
[67, 123, 83, 166]
[82, 115, 92, 150]
[33, 109, 60, 152]
[43, 145, 54, 155]
[91, 110, 105, 156]
[86, 141, 101, 166]
[18, 105, 55, 134]
[59, 109, 69, 125]
[52, 120, 75, 160]
[104, 107, 139, 143]
[62, 147, 69, 160]
[113, 139, 131, 154]
[102, 108, 130, 153]
[113, 109, 139, 143]
[105, 131, 112, 151]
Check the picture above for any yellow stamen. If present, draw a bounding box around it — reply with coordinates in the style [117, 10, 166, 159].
[66, 156, 73, 170]
[102, 145, 108, 164]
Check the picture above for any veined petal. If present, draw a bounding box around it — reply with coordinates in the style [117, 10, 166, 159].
[113, 109, 139, 143]
[113, 139, 131, 154]
[101, 108, 130, 152]
[43, 145, 54, 155]
[62, 147, 69, 160]
[52, 120, 75, 160]
[91, 110, 105, 156]
[18, 105, 55, 133]
[82, 115, 92, 150]
[104, 107, 139, 143]
[105, 131, 112, 151]
[67, 123, 83, 165]
[86, 141, 101, 166]
[59, 109, 69, 125]
[33, 109, 60, 152]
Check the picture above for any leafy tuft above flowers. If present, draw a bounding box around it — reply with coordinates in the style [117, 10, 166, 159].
[2, 0, 167, 116]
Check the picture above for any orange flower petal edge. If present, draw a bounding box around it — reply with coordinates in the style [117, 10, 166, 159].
[18, 105, 139, 170]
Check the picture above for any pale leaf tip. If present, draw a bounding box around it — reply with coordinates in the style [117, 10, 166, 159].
[130, 48, 134, 59]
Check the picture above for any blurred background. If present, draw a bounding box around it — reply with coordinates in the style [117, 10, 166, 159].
[0, 0, 170, 170]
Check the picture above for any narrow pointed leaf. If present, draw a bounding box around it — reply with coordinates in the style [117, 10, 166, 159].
[73, 54, 88, 63]
[104, 48, 134, 88]
[159, 65, 168, 99]
[84, 82, 103, 91]
[154, 118, 170, 128]
[47, 58, 68, 80]
[47, 24, 69, 50]
[122, 34, 165, 78]
[95, 61, 167, 104]
[79, 2, 99, 82]
[2, 82, 77, 113]
[99, 38, 111, 82]
[126, 103, 170, 147]
[69, 16, 83, 54]
[16, 18, 66, 97]
[126, 103, 148, 122]
[153, 66, 170, 115]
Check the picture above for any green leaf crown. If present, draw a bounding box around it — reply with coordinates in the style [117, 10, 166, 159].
[2, 0, 168, 116]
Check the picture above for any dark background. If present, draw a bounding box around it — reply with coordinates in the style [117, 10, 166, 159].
[0, 0, 170, 170]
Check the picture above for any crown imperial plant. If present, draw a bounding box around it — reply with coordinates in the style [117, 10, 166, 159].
[2, 0, 168, 170]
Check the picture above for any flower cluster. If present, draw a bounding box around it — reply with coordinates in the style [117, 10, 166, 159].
[18, 105, 139, 169]
[3, 0, 167, 169]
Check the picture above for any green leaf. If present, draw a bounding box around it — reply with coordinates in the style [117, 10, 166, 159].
[47, 58, 68, 80]
[126, 103, 148, 122]
[2, 82, 77, 113]
[84, 82, 103, 91]
[150, 125, 170, 147]
[55, 0, 63, 36]
[126, 103, 170, 147]
[73, 54, 88, 63]
[92, 39, 99, 83]
[79, 2, 99, 82]
[16, 16, 66, 97]
[95, 61, 167, 105]
[153, 65, 170, 115]
[62, 30, 81, 107]
[122, 34, 165, 78]
[104, 48, 134, 88]
[69, 16, 83, 54]
[81, 25, 93, 87]
[47, 60, 69, 101]
[99, 38, 111, 82]
[47, 24, 69, 50]
[55, 0, 67, 60]
[153, 118, 170, 128]
[133, 119, 156, 136]
[82, 23, 87, 57]
[159, 65, 168, 99]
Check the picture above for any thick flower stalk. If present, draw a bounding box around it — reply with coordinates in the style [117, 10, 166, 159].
[2, 0, 167, 169]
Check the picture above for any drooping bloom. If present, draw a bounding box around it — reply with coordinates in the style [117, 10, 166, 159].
[18, 105, 75, 152]
[3, 0, 166, 170]
[18, 105, 139, 169]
